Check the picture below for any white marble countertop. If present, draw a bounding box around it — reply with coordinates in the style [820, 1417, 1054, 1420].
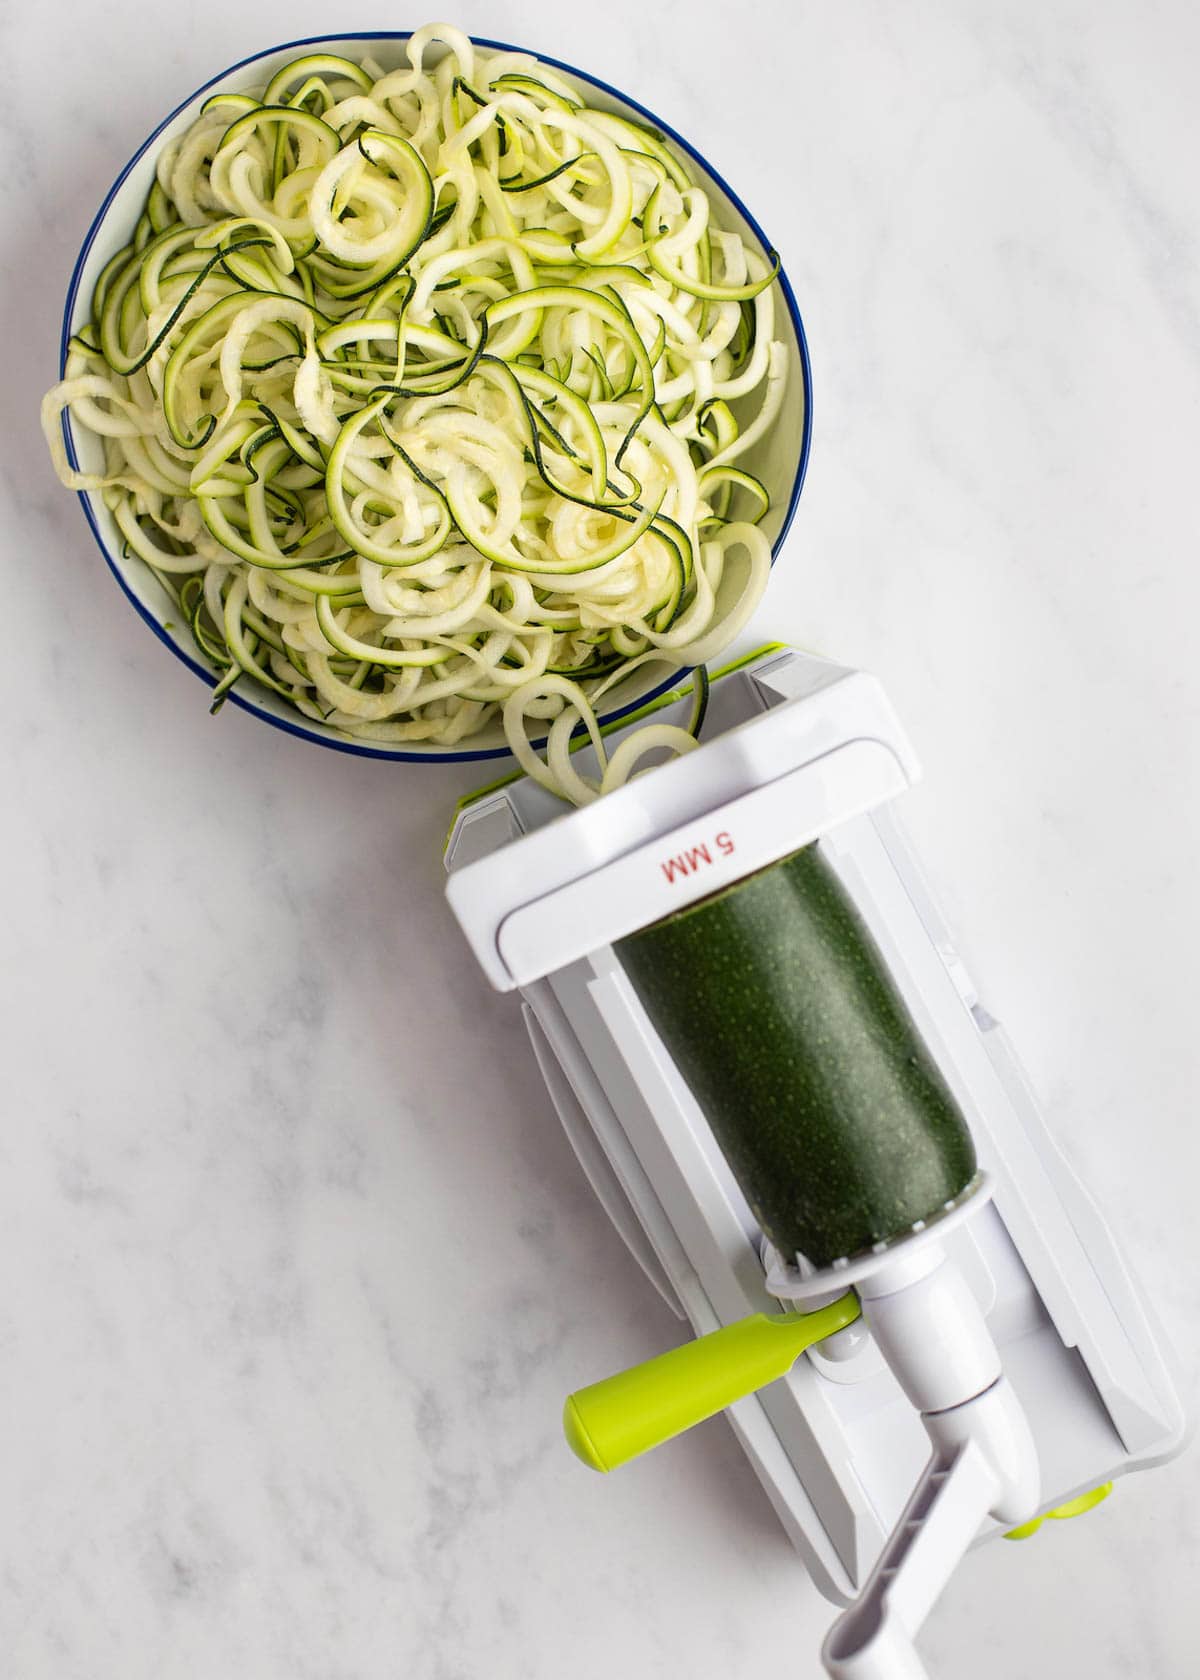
[4, 2, 1199, 1675]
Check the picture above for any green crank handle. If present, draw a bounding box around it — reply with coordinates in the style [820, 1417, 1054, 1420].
[563, 1294, 861, 1472]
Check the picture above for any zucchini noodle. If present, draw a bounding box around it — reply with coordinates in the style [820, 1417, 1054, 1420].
[43, 23, 788, 800]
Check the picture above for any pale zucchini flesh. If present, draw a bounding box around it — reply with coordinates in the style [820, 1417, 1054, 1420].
[44, 24, 787, 785]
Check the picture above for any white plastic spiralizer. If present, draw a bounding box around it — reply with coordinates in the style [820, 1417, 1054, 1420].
[443, 644, 1186, 1680]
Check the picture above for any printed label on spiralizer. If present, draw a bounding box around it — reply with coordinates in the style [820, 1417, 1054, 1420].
[658, 831, 735, 884]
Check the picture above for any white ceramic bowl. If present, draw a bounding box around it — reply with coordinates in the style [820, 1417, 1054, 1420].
[59, 32, 812, 762]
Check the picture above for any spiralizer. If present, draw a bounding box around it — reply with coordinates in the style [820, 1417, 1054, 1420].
[443, 645, 1186, 1679]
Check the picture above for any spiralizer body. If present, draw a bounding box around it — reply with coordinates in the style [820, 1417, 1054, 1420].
[444, 646, 1186, 1678]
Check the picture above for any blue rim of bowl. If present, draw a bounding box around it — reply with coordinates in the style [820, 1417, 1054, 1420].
[59, 31, 813, 764]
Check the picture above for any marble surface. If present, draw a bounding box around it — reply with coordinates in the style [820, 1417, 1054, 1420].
[4, 1, 1199, 1675]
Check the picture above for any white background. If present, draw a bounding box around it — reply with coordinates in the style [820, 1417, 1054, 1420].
[3, 2, 1198, 1676]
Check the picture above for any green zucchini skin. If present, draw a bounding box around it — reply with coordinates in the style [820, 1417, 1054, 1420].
[615, 844, 977, 1268]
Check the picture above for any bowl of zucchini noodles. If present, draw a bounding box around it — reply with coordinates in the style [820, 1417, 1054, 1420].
[47, 25, 812, 763]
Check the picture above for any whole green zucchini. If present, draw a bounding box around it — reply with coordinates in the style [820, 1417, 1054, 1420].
[615, 844, 977, 1267]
